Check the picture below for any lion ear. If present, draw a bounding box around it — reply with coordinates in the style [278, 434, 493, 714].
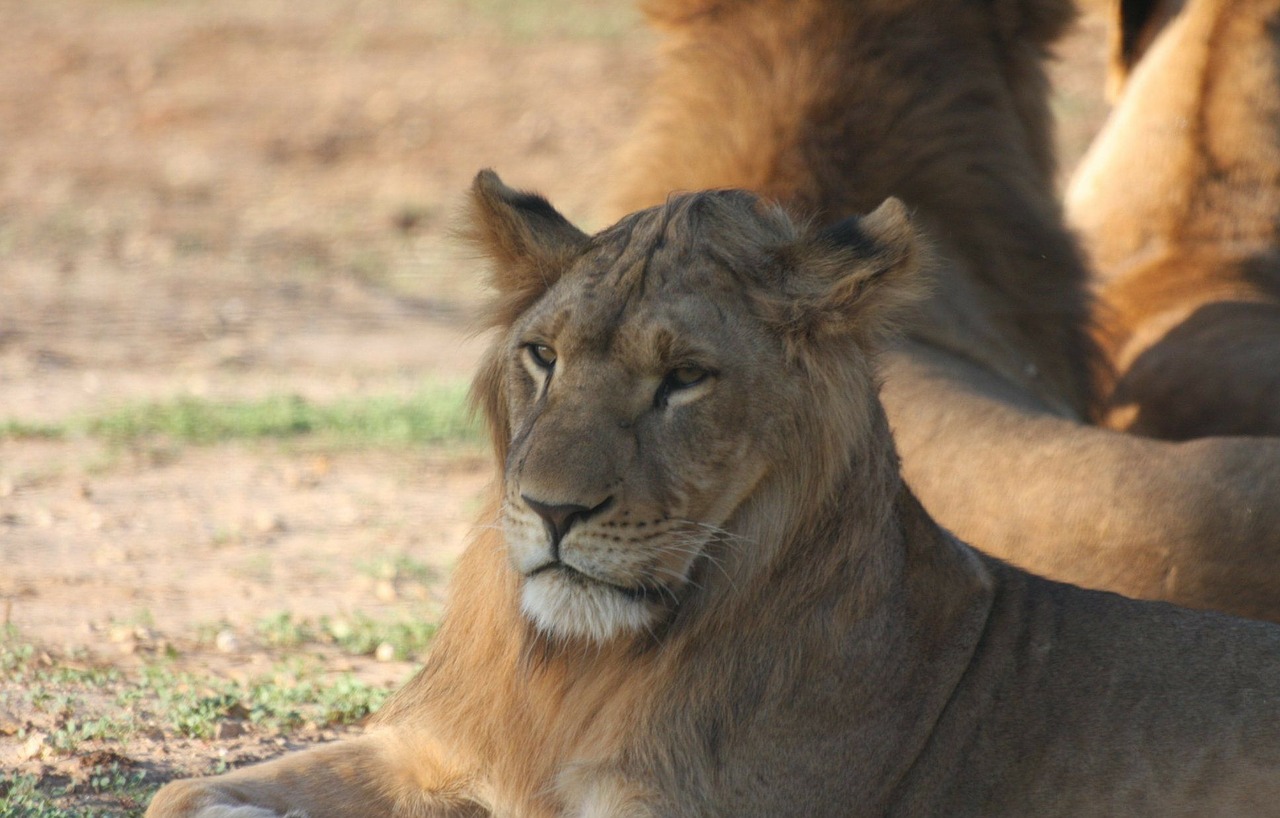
[466, 170, 589, 321]
[779, 197, 928, 350]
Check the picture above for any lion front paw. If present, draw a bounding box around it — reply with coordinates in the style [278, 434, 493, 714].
[145, 780, 302, 818]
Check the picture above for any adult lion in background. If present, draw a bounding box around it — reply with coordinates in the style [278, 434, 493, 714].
[1066, 0, 1280, 438]
[614, 0, 1280, 619]
[147, 174, 1280, 818]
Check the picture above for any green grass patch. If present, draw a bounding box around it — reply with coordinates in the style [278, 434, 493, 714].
[0, 635, 391, 816]
[322, 613, 438, 661]
[256, 611, 438, 662]
[144, 666, 390, 739]
[0, 772, 134, 818]
[0, 775, 59, 817]
[1, 764, 159, 817]
[0, 419, 63, 440]
[0, 384, 482, 448]
[1, 625, 400, 745]
[358, 554, 437, 584]
[0, 614, 431, 814]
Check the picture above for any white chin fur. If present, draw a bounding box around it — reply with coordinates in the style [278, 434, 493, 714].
[521, 572, 657, 644]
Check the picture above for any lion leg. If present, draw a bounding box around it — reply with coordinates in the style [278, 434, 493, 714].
[146, 730, 488, 818]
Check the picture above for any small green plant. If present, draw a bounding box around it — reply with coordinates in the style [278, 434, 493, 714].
[167, 690, 245, 739]
[86, 764, 151, 799]
[0, 627, 35, 676]
[48, 715, 134, 753]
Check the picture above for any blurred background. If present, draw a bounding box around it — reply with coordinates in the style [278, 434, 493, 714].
[0, 0, 1108, 808]
[0, 0, 654, 656]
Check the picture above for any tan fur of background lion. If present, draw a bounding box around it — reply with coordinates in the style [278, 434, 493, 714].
[613, 0, 1280, 619]
[147, 170, 1280, 818]
[1067, 0, 1280, 438]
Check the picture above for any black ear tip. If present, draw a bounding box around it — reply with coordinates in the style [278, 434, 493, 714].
[815, 198, 913, 252]
[473, 168, 504, 195]
[815, 216, 876, 257]
[471, 170, 566, 224]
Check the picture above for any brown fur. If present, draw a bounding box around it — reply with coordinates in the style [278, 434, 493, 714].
[147, 176, 1280, 818]
[615, 0, 1098, 416]
[1067, 0, 1280, 438]
[609, 0, 1280, 618]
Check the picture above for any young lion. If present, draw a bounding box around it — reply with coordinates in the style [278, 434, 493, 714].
[1067, 0, 1280, 438]
[148, 172, 1280, 818]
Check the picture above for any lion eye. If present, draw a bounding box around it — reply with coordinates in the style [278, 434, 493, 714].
[667, 366, 709, 388]
[526, 344, 558, 370]
[655, 366, 711, 408]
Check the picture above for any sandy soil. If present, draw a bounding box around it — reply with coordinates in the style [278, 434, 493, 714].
[1, 0, 652, 665]
[0, 0, 1108, 810]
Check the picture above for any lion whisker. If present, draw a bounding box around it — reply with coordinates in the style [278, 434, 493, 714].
[645, 567, 697, 599]
[693, 523, 755, 547]
[658, 542, 740, 594]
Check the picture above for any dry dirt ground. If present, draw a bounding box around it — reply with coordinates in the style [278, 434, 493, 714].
[0, 0, 1108, 812]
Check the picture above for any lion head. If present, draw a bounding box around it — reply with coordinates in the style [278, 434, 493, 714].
[465, 170, 923, 644]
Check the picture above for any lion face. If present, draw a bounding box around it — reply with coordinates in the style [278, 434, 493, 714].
[499, 243, 786, 643]
[468, 171, 921, 644]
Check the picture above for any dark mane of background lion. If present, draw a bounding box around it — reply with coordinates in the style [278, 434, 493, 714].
[615, 0, 1100, 416]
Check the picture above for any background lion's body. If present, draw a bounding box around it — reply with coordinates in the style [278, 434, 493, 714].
[1067, 0, 1280, 438]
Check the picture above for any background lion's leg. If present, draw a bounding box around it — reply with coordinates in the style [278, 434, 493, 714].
[146, 731, 489, 818]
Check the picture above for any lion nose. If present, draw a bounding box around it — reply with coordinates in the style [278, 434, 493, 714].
[522, 495, 611, 555]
